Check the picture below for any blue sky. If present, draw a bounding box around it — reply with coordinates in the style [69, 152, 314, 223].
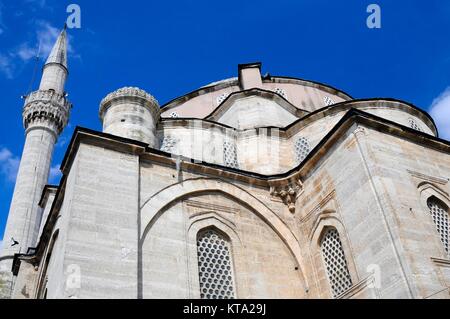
[0, 0, 449, 241]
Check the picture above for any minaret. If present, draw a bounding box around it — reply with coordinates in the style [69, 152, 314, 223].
[0, 26, 71, 297]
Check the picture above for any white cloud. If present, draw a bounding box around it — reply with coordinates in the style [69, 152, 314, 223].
[49, 164, 62, 184]
[0, 2, 4, 34]
[36, 21, 61, 58]
[17, 42, 37, 61]
[15, 21, 62, 62]
[0, 54, 14, 79]
[430, 87, 450, 141]
[24, 0, 47, 8]
[0, 148, 20, 183]
[0, 20, 76, 79]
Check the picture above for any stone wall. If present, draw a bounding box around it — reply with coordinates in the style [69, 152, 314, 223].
[14, 119, 450, 299]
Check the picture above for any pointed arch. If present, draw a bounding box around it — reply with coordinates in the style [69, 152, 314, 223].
[140, 177, 308, 289]
[309, 213, 358, 298]
[426, 197, 449, 256]
[186, 212, 245, 299]
[418, 181, 450, 258]
[36, 229, 59, 299]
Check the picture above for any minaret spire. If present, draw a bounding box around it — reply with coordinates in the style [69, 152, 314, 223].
[0, 25, 72, 298]
[39, 26, 69, 94]
[44, 26, 68, 71]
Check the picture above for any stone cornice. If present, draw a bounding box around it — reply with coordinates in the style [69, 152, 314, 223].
[64, 109, 450, 185]
[99, 87, 160, 120]
[407, 170, 449, 186]
[431, 257, 450, 268]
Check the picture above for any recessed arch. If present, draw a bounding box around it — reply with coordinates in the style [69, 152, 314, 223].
[418, 182, 450, 205]
[140, 177, 308, 289]
[189, 217, 240, 299]
[426, 196, 450, 256]
[36, 229, 59, 299]
[308, 213, 358, 298]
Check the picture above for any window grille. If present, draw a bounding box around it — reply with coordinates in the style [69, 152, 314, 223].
[275, 88, 287, 99]
[321, 228, 353, 298]
[324, 96, 335, 106]
[216, 93, 229, 105]
[294, 137, 311, 165]
[197, 229, 235, 299]
[408, 118, 422, 132]
[428, 198, 449, 255]
[223, 141, 239, 169]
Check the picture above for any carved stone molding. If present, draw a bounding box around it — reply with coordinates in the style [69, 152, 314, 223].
[23, 89, 72, 135]
[431, 257, 450, 268]
[353, 125, 368, 137]
[300, 190, 337, 223]
[99, 87, 160, 119]
[185, 199, 240, 214]
[269, 177, 303, 214]
[407, 169, 449, 186]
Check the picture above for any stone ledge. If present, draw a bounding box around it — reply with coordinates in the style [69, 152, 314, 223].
[431, 257, 450, 268]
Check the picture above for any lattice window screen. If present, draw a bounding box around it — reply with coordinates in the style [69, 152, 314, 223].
[275, 88, 288, 99]
[408, 118, 422, 132]
[324, 96, 335, 106]
[160, 136, 178, 153]
[197, 229, 235, 299]
[294, 137, 311, 165]
[216, 93, 229, 105]
[321, 228, 353, 298]
[428, 198, 449, 255]
[223, 141, 239, 169]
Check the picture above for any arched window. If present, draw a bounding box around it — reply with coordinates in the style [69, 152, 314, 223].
[223, 141, 239, 169]
[324, 96, 335, 106]
[275, 88, 288, 99]
[197, 229, 235, 299]
[294, 137, 311, 165]
[427, 198, 449, 255]
[321, 228, 353, 298]
[216, 93, 229, 105]
[408, 118, 422, 132]
[37, 231, 59, 299]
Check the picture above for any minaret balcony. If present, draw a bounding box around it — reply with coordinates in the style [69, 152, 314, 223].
[22, 89, 72, 134]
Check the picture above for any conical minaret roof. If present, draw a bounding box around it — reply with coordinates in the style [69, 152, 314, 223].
[45, 25, 68, 70]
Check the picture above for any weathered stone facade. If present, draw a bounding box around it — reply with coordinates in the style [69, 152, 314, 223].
[2, 36, 449, 299]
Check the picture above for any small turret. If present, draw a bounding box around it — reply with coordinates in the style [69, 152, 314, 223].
[99, 87, 160, 147]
